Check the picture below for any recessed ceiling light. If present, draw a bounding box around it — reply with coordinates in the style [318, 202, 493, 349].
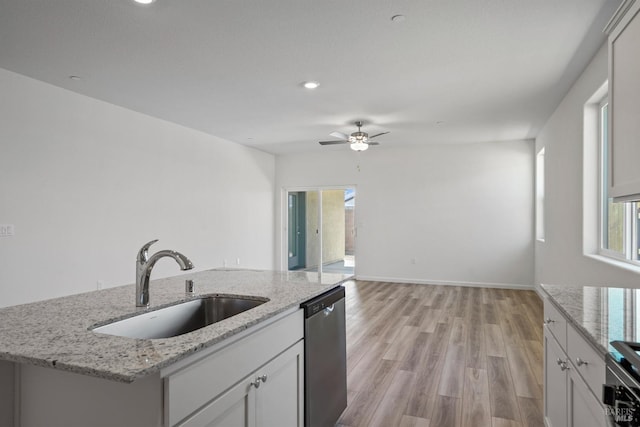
[68, 75, 82, 81]
[133, 0, 156, 4]
[391, 14, 406, 23]
[302, 81, 320, 89]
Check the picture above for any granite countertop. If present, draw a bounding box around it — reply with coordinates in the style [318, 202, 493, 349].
[0, 269, 351, 383]
[541, 283, 640, 357]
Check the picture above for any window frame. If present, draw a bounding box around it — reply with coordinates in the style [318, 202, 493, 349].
[598, 95, 640, 265]
[536, 147, 545, 242]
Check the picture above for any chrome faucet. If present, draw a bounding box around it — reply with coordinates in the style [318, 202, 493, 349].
[136, 239, 194, 307]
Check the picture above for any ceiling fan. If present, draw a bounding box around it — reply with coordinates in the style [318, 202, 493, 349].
[319, 121, 389, 151]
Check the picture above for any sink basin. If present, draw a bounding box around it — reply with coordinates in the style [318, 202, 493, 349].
[92, 295, 269, 339]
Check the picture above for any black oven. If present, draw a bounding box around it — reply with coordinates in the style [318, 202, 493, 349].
[604, 341, 640, 427]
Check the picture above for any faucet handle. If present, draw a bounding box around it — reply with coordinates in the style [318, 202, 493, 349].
[137, 239, 159, 263]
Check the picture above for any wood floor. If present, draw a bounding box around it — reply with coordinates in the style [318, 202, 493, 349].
[337, 280, 544, 427]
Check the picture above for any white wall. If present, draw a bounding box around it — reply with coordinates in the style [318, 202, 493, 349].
[276, 142, 534, 288]
[535, 43, 640, 287]
[0, 68, 275, 308]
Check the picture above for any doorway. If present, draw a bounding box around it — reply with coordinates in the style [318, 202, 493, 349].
[287, 192, 306, 270]
[285, 187, 355, 275]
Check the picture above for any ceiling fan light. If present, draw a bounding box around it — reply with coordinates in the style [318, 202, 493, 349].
[351, 142, 369, 151]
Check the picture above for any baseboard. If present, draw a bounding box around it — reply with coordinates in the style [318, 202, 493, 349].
[533, 283, 547, 300]
[354, 275, 534, 290]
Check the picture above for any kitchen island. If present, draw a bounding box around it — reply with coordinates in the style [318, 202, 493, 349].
[0, 268, 351, 427]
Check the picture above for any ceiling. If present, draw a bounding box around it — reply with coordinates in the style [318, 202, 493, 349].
[0, 0, 620, 154]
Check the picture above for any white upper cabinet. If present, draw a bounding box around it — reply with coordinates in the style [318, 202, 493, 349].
[606, 0, 640, 201]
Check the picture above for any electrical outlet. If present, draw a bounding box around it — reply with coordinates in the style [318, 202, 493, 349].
[97, 280, 104, 290]
[223, 259, 227, 268]
[236, 258, 240, 265]
[0, 224, 15, 237]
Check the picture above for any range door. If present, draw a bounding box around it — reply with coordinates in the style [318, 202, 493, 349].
[301, 286, 347, 427]
[603, 341, 640, 427]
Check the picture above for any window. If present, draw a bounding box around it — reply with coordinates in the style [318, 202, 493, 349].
[600, 99, 640, 262]
[536, 148, 545, 241]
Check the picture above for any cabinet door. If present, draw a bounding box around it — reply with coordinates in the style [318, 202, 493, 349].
[179, 374, 256, 427]
[567, 368, 606, 427]
[544, 329, 568, 427]
[256, 341, 304, 427]
[609, 1, 640, 200]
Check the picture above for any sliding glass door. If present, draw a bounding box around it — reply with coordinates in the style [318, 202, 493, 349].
[286, 188, 355, 275]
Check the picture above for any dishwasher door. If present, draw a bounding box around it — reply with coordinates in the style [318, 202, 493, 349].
[302, 286, 347, 427]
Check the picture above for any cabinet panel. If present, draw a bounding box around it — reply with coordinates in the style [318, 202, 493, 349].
[567, 368, 606, 427]
[609, 0, 640, 200]
[0, 361, 14, 427]
[20, 364, 162, 427]
[544, 329, 568, 427]
[256, 341, 304, 427]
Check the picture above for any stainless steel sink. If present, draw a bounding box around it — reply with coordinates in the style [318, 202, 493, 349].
[92, 295, 269, 339]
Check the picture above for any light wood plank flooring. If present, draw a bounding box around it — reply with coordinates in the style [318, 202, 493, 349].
[337, 280, 544, 427]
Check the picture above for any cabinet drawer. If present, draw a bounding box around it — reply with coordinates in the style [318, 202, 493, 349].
[566, 323, 605, 398]
[543, 299, 567, 347]
[165, 309, 303, 426]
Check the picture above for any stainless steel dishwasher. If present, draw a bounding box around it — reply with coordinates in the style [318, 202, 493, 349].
[301, 285, 347, 427]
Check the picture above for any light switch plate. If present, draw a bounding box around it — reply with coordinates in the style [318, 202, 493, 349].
[0, 224, 15, 237]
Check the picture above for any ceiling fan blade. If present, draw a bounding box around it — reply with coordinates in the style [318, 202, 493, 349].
[329, 131, 349, 140]
[369, 131, 390, 139]
[319, 140, 348, 145]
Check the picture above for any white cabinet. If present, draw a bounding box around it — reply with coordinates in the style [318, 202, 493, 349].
[256, 341, 303, 427]
[606, 0, 640, 201]
[179, 341, 304, 427]
[567, 367, 604, 427]
[543, 300, 606, 427]
[164, 309, 303, 426]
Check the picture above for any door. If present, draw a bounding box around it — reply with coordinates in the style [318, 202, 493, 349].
[567, 368, 605, 427]
[544, 329, 568, 427]
[179, 374, 256, 427]
[320, 189, 354, 275]
[256, 341, 304, 427]
[287, 192, 306, 270]
[286, 188, 355, 274]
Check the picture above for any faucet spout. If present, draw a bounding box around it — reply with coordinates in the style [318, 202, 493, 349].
[135, 240, 194, 307]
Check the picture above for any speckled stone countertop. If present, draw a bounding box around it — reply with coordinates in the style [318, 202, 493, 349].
[0, 269, 351, 383]
[541, 283, 639, 357]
